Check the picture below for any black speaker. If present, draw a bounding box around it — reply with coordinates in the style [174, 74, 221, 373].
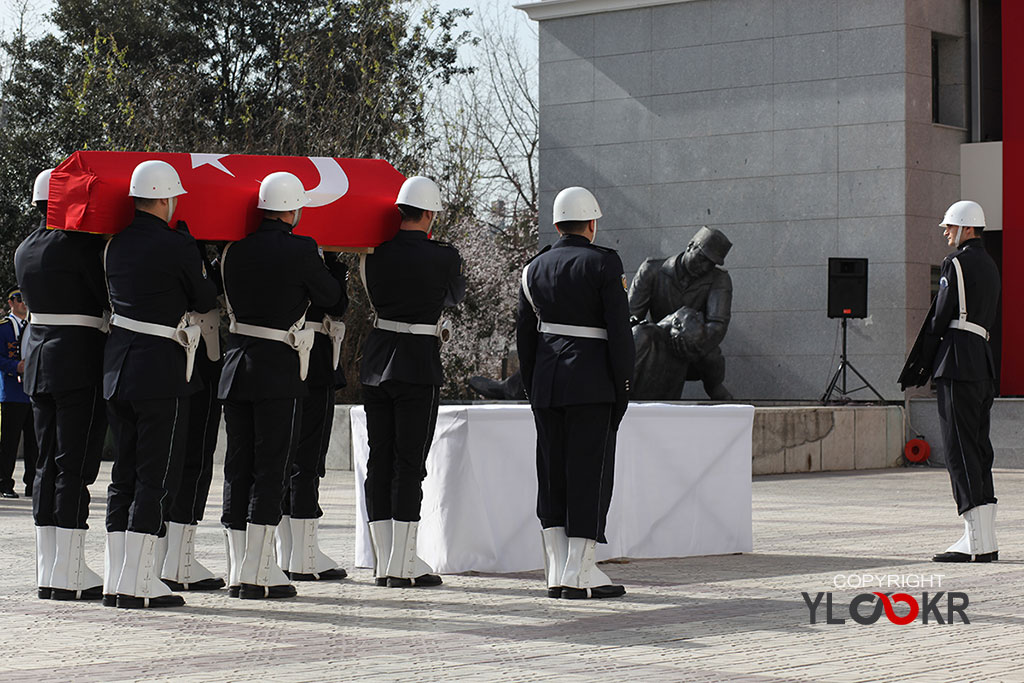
[827, 258, 868, 319]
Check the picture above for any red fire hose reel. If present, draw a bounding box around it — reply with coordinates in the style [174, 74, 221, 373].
[904, 438, 931, 463]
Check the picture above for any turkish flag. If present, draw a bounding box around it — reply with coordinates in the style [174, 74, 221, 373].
[47, 151, 406, 248]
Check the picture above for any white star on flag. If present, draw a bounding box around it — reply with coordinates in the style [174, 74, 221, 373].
[190, 153, 235, 177]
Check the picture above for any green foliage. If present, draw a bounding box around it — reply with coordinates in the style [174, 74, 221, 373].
[0, 0, 472, 291]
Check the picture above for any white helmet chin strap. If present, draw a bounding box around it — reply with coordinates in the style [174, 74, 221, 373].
[955, 226, 963, 248]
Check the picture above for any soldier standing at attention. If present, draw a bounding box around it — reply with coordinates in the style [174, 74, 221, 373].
[517, 186, 634, 599]
[362, 176, 465, 588]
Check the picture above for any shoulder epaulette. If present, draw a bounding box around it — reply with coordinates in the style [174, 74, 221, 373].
[525, 244, 552, 265]
[589, 243, 618, 254]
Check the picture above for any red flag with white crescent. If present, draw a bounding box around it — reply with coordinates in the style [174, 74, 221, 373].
[47, 151, 406, 248]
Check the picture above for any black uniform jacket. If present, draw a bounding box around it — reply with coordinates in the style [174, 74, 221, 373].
[306, 277, 350, 390]
[103, 211, 219, 401]
[14, 221, 109, 395]
[516, 233, 635, 408]
[930, 238, 1001, 381]
[218, 219, 346, 401]
[359, 230, 466, 387]
[899, 238, 1000, 388]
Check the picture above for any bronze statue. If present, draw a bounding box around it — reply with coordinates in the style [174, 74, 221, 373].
[628, 227, 733, 400]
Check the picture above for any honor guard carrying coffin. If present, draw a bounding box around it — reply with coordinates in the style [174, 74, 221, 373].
[102, 160, 219, 608]
[15, 169, 109, 600]
[516, 187, 634, 599]
[899, 200, 1001, 563]
[218, 172, 347, 599]
[158, 237, 226, 593]
[361, 176, 465, 588]
[0, 285, 36, 500]
[275, 261, 349, 582]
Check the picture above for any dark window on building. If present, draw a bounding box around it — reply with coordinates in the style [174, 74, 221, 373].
[932, 32, 967, 128]
[977, 0, 1003, 141]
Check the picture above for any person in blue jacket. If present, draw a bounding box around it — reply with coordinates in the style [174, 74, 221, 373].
[0, 285, 37, 499]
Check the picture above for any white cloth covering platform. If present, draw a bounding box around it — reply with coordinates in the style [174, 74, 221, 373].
[352, 403, 754, 574]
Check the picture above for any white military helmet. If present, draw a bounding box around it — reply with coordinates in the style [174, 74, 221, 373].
[129, 160, 187, 199]
[940, 200, 986, 229]
[395, 176, 443, 212]
[553, 186, 602, 224]
[32, 168, 53, 206]
[257, 171, 311, 211]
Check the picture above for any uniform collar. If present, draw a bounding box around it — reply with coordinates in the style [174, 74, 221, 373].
[554, 233, 591, 248]
[133, 209, 171, 229]
[258, 218, 295, 233]
[395, 229, 429, 240]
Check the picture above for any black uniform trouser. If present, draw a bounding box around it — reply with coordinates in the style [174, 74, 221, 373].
[168, 380, 221, 525]
[936, 378, 997, 515]
[0, 400, 37, 493]
[31, 387, 106, 528]
[362, 380, 440, 523]
[221, 397, 301, 530]
[533, 403, 617, 543]
[105, 397, 190, 535]
[283, 384, 333, 519]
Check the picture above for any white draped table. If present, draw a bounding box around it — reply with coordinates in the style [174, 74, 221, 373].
[351, 403, 754, 574]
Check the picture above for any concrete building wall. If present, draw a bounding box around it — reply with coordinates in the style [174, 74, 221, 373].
[534, 0, 968, 401]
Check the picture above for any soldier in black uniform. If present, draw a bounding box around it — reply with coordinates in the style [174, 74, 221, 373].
[15, 168, 109, 600]
[517, 186, 634, 600]
[218, 171, 346, 599]
[899, 200, 1001, 563]
[103, 160, 218, 608]
[277, 280, 349, 581]
[361, 176, 465, 588]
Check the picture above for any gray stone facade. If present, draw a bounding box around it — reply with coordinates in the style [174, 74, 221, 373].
[533, 0, 969, 400]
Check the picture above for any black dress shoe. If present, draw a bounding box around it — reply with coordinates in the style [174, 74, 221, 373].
[102, 593, 118, 607]
[561, 584, 626, 599]
[51, 586, 103, 601]
[0, 489, 18, 499]
[239, 583, 297, 599]
[547, 587, 563, 598]
[163, 577, 226, 591]
[932, 551, 971, 562]
[228, 585, 240, 598]
[289, 567, 348, 581]
[974, 551, 998, 562]
[386, 573, 443, 588]
[375, 577, 388, 587]
[116, 594, 186, 608]
[38, 587, 52, 599]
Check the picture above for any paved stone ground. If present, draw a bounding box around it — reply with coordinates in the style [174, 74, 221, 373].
[1, 463, 1022, 682]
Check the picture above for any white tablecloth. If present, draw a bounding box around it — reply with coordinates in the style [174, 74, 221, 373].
[352, 403, 754, 574]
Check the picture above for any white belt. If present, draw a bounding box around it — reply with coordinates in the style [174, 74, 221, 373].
[303, 316, 347, 370]
[538, 322, 608, 340]
[374, 317, 452, 343]
[30, 312, 110, 334]
[110, 314, 201, 381]
[948, 320, 989, 341]
[230, 320, 316, 381]
[521, 263, 608, 340]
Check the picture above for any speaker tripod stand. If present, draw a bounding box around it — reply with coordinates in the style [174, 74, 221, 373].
[821, 317, 885, 403]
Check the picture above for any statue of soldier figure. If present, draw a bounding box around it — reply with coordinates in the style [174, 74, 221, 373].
[468, 226, 733, 402]
[628, 226, 733, 401]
